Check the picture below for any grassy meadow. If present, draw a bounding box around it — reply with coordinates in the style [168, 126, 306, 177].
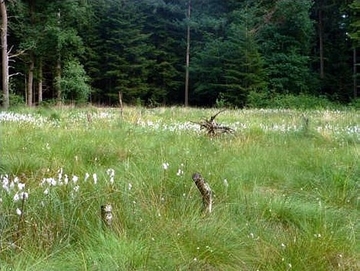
[0, 106, 359, 270]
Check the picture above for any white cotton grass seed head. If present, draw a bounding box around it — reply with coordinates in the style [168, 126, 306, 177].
[106, 168, 115, 178]
[49, 178, 57, 186]
[13, 193, 20, 202]
[72, 175, 79, 184]
[17, 182, 26, 190]
[107, 168, 115, 184]
[2, 182, 10, 194]
[109, 176, 114, 184]
[73, 185, 80, 192]
[21, 192, 29, 200]
[58, 168, 63, 180]
[176, 169, 184, 176]
[64, 174, 69, 185]
[14, 192, 29, 202]
[162, 163, 169, 170]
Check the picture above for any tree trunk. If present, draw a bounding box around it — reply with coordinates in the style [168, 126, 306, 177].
[318, 7, 324, 79]
[27, 53, 34, 106]
[38, 58, 43, 104]
[55, 57, 62, 105]
[184, 0, 191, 107]
[55, 9, 62, 105]
[354, 48, 358, 99]
[0, 0, 9, 109]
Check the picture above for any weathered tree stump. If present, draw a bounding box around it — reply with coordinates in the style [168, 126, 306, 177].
[192, 173, 213, 214]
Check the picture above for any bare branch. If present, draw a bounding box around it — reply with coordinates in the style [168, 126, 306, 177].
[9, 72, 23, 78]
[209, 109, 226, 122]
[9, 49, 26, 59]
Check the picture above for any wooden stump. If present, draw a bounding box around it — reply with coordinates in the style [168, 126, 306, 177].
[101, 204, 113, 227]
[192, 173, 213, 214]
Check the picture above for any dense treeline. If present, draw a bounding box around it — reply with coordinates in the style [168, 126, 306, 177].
[1, 0, 359, 108]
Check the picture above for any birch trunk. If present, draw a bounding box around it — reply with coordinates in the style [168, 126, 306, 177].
[0, 0, 9, 109]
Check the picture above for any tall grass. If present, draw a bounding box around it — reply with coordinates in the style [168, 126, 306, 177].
[0, 106, 359, 270]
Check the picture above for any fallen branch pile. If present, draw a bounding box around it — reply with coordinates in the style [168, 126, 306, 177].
[192, 109, 234, 136]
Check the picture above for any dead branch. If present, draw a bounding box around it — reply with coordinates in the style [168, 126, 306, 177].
[9, 72, 23, 78]
[8, 47, 26, 59]
[192, 109, 234, 136]
[192, 172, 213, 214]
[209, 109, 226, 122]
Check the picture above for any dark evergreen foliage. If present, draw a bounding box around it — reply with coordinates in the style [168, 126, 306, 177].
[1, 0, 358, 107]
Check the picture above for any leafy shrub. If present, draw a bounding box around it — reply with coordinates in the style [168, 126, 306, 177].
[348, 98, 360, 109]
[4, 93, 25, 107]
[59, 59, 92, 104]
[38, 99, 57, 107]
[215, 92, 231, 108]
[247, 91, 336, 109]
[273, 93, 336, 109]
[246, 90, 273, 108]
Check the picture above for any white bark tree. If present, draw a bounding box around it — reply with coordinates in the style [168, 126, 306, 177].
[0, 0, 9, 109]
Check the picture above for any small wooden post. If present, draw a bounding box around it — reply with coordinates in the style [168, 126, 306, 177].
[86, 111, 92, 123]
[118, 91, 123, 117]
[192, 172, 213, 213]
[101, 204, 113, 227]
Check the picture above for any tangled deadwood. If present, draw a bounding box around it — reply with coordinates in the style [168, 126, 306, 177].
[192, 109, 234, 136]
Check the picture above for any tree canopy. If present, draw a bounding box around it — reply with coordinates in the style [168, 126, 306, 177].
[1, 0, 359, 107]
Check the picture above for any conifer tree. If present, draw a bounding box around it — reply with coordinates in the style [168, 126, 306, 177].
[258, 0, 315, 94]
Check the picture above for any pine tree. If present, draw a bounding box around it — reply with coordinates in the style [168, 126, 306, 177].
[142, 1, 185, 105]
[191, 1, 266, 107]
[86, 0, 154, 105]
[258, 0, 315, 94]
